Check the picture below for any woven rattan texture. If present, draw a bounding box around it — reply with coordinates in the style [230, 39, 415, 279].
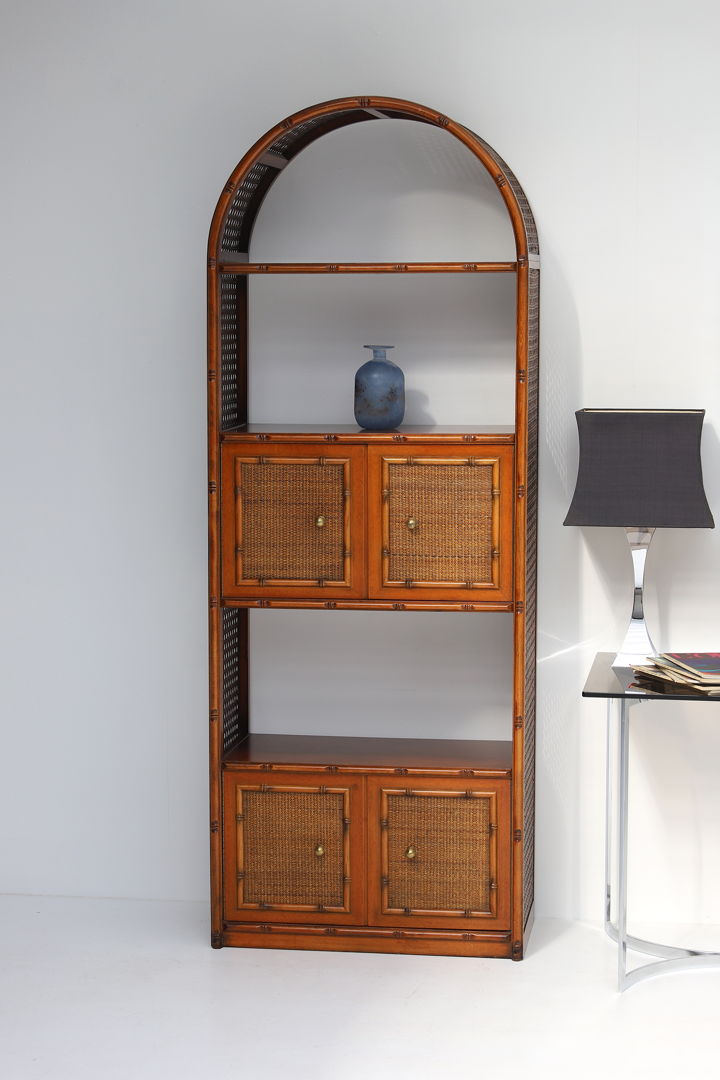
[220, 274, 241, 429]
[221, 163, 270, 252]
[386, 794, 491, 912]
[387, 463, 493, 583]
[242, 790, 345, 907]
[522, 266, 540, 925]
[222, 609, 242, 753]
[465, 129, 539, 256]
[220, 112, 358, 252]
[240, 462, 345, 581]
[268, 114, 353, 157]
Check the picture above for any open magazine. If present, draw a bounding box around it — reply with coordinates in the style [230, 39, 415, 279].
[656, 653, 720, 682]
[630, 654, 720, 696]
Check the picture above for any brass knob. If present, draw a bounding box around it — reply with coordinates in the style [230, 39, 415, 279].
[314, 844, 325, 857]
[315, 515, 326, 528]
[404, 845, 417, 859]
[406, 518, 418, 531]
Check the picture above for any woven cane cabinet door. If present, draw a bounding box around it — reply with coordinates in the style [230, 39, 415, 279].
[367, 444, 514, 603]
[223, 770, 366, 925]
[207, 97, 539, 960]
[221, 443, 366, 600]
[367, 776, 511, 930]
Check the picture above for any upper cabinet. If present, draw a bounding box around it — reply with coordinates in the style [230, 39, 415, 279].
[221, 438, 514, 605]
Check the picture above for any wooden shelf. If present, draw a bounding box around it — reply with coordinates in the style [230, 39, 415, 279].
[217, 261, 518, 275]
[220, 424, 516, 444]
[223, 733, 513, 775]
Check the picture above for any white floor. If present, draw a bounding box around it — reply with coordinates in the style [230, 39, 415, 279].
[2, 895, 720, 1080]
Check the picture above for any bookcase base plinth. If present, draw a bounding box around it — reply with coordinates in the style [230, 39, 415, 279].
[221, 924, 514, 958]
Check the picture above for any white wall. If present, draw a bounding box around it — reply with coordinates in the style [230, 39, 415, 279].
[2, 0, 720, 929]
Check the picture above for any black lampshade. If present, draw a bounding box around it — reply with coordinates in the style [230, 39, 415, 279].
[564, 409, 714, 528]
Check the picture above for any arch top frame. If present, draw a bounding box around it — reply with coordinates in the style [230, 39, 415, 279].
[208, 96, 539, 264]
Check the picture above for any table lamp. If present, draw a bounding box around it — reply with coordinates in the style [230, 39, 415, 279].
[564, 409, 714, 668]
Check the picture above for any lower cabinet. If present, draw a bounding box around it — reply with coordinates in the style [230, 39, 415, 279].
[223, 767, 511, 952]
[223, 772, 366, 925]
[367, 776, 510, 931]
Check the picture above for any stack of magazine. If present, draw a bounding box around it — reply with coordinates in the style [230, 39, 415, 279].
[631, 653, 720, 696]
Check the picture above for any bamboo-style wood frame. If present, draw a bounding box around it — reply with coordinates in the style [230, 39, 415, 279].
[207, 96, 539, 959]
[233, 458, 350, 586]
[218, 262, 518, 274]
[373, 785, 503, 925]
[367, 445, 514, 602]
[223, 772, 366, 926]
[221, 443, 365, 598]
[234, 785, 351, 914]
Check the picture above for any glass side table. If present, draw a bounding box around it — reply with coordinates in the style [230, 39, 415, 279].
[583, 652, 720, 991]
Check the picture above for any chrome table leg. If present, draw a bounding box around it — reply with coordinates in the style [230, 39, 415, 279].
[604, 697, 720, 990]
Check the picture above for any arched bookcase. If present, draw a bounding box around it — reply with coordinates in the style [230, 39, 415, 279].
[207, 96, 539, 959]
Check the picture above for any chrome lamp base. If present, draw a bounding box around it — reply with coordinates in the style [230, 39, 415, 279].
[612, 527, 657, 670]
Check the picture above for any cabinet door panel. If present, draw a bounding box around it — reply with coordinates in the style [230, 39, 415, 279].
[221, 443, 366, 599]
[223, 770, 366, 925]
[367, 444, 514, 602]
[367, 775, 511, 930]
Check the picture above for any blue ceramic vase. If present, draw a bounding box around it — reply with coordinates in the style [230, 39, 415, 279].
[353, 345, 405, 431]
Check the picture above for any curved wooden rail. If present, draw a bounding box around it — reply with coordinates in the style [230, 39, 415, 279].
[208, 96, 538, 262]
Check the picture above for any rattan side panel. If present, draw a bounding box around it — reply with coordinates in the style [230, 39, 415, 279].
[241, 789, 345, 908]
[222, 608, 243, 753]
[385, 793, 492, 914]
[220, 274, 241, 430]
[461, 128, 539, 256]
[240, 461, 345, 582]
[220, 110, 363, 254]
[387, 462, 494, 585]
[268, 113, 357, 157]
[222, 162, 271, 252]
[522, 266, 540, 926]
